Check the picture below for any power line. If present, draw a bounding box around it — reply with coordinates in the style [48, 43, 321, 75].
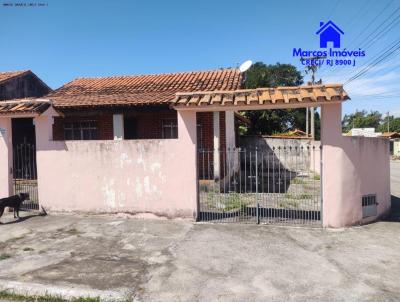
[362, 12, 400, 50]
[355, 6, 400, 49]
[343, 0, 374, 30]
[319, 3, 400, 78]
[345, 0, 395, 50]
[344, 39, 400, 84]
[327, 0, 341, 21]
[321, 15, 400, 78]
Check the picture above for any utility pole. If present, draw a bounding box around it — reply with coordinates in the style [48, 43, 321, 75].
[311, 107, 315, 139]
[387, 111, 390, 132]
[301, 56, 324, 140]
[306, 108, 309, 136]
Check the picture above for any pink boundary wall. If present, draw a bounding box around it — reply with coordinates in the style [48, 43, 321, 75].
[33, 110, 198, 218]
[0, 103, 391, 227]
[321, 103, 391, 227]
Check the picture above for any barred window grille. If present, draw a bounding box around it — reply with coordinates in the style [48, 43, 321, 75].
[64, 121, 99, 140]
[362, 194, 377, 207]
[197, 123, 204, 150]
[362, 194, 378, 218]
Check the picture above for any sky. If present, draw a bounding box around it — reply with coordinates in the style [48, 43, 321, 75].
[0, 0, 399, 117]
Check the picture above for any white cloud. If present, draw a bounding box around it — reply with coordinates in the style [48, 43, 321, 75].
[322, 69, 400, 98]
[391, 107, 400, 117]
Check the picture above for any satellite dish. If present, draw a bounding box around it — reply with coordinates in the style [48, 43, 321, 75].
[239, 60, 253, 73]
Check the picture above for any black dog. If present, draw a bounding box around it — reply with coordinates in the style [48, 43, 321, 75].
[0, 193, 29, 219]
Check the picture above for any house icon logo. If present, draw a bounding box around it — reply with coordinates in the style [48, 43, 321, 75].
[316, 21, 344, 48]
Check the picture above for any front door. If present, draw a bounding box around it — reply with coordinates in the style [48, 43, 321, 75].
[12, 118, 39, 210]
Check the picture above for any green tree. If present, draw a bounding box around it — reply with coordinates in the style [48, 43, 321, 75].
[245, 62, 303, 89]
[243, 62, 321, 137]
[378, 115, 400, 133]
[342, 110, 382, 132]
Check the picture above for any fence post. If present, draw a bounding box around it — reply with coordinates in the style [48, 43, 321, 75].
[256, 147, 259, 224]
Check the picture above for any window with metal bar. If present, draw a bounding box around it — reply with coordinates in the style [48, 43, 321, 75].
[197, 123, 204, 150]
[161, 119, 178, 139]
[64, 121, 99, 140]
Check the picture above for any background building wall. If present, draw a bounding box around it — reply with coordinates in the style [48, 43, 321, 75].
[239, 136, 321, 174]
[0, 72, 50, 101]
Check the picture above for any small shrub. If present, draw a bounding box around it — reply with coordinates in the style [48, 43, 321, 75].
[0, 253, 11, 261]
[0, 291, 103, 302]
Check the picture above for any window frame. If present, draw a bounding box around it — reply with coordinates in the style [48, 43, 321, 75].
[196, 122, 204, 150]
[161, 118, 178, 139]
[64, 120, 99, 140]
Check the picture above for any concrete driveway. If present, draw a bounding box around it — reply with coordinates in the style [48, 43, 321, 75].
[0, 212, 400, 302]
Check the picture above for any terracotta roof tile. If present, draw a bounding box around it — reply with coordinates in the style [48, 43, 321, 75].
[48, 69, 242, 108]
[380, 132, 400, 139]
[172, 84, 349, 109]
[0, 99, 51, 115]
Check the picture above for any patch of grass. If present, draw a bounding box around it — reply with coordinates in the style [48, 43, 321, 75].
[284, 193, 313, 200]
[205, 192, 250, 212]
[23, 247, 34, 252]
[0, 291, 103, 302]
[222, 193, 248, 212]
[313, 174, 321, 181]
[0, 253, 11, 261]
[279, 199, 300, 209]
[290, 177, 306, 185]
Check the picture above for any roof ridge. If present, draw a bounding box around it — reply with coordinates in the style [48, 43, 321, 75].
[72, 67, 239, 81]
[0, 69, 30, 74]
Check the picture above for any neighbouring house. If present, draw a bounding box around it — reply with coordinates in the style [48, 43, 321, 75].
[0, 70, 51, 101]
[47, 69, 240, 146]
[0, 68, 391, 228]
[269, 129, 309, 139]
[395, 139, 400, 157]
[380, 132, 400, 156]
[347, 128, 382, 137]
[46, 69, 242, 179]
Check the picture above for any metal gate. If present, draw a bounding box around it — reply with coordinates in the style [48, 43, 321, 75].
[13, 141, 39, 210]
[197, 146, 322, 226]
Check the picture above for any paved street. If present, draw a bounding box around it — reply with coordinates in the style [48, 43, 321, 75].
[1, 212, 400, 302]
[0, 162, 398, 302]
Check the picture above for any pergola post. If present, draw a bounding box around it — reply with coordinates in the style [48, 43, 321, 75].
[213, 111, 220, 181]
[320, 102, 347, 227]
[177, 110, 198, 218]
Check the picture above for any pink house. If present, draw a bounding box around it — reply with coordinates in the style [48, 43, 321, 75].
[0, 68, 391, 228]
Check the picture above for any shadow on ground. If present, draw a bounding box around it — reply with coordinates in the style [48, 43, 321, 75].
[0, 212, 46, 225]
[384, 195, 400, 222]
